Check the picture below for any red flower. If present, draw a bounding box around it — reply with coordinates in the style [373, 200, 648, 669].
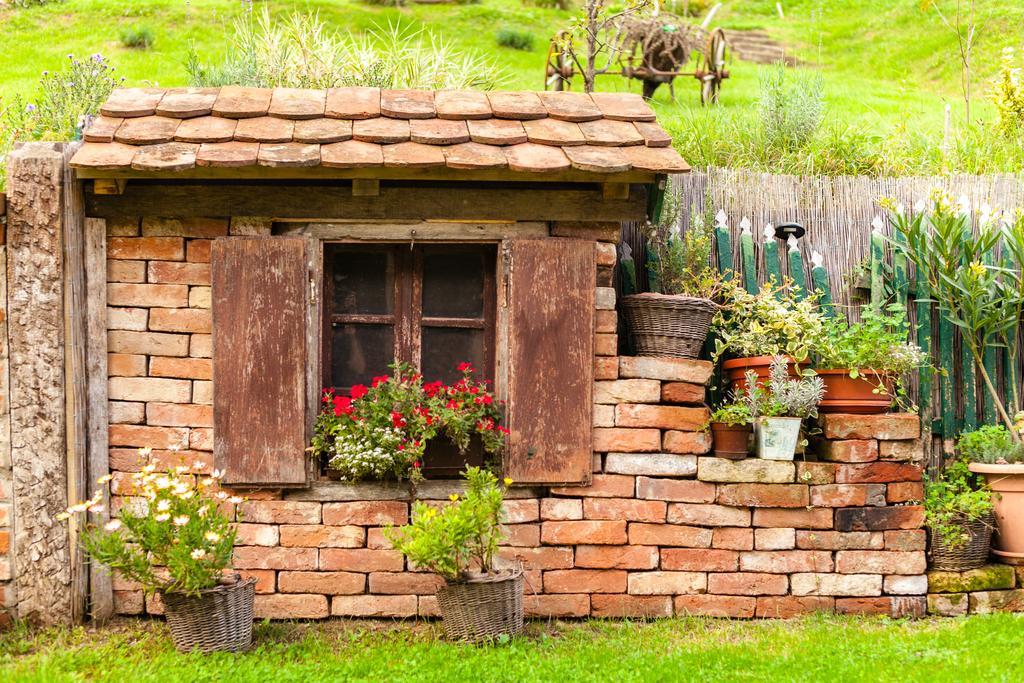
[481, 395, 493, 405]
[457, 362, 474, 373]
[469, 386, 479, 395]
[413, 461, 422, 469]
[497, 426, 510, 435]
[391, 411, 407, 429]
[446, 399, 459, 410]
[349, 384, 368, 399]
[371, 375, 390, 388]
[424, 381, 444, 397]
[332, 396, 353, 416]
[477, 418, 495, 431]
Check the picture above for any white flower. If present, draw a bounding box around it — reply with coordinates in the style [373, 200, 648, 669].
[173, 515, 190, 526]
[204, 531, 221, 543]
[104, 519, 122, 531]
[156, 500, 171, 512]
[139, 447, 153, 458]
[96, 474, 113, 485]
[155, 513, 170, 522]
[190, 548, 207, 560]
[211, 469, 225, 479]
[216, 491, 228, 500]
[228, 496, 243, 505]
[155, 476, 172, 489]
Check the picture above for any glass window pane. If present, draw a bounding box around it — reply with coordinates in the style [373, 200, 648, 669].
[330, 250, 393, 315]
[330, 324, 394, 388]
[421, 327, 486, 384]
[422, 250, 486, 319]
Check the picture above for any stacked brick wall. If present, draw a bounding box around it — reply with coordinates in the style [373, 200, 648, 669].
[927, 564, 1024, 615]
[105, 219, 929, 619]
[0, 244, 11, 626]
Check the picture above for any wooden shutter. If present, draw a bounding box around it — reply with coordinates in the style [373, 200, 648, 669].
[504, 238, 595, 485]
[212, 237, 309, 487]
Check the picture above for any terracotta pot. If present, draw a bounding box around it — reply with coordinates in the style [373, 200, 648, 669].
[815, 369, 895, 414]
[968, 463, 1024, 565]
[722, 356, 799, 394]
[710, 422, 751, 460]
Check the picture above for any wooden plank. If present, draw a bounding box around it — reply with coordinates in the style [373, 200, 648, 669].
[892, 230, 909, 313]
[960, 225, 976, 431]
[714, 224, 733, 280]
[810, 252, 834, 318]
[281, 221, 549, 241]
[212, 237, 309, 487]
[982, 249, 999, 425]
[740, 227, 757, 294]
[351, 178, 379, 197]
[83, 217, 112, 623]
[787, 242, 806, 298]
[504, 238, 594, 485]
[915, 273, 935, 466]
[869, 230, 885, 307]
[85, 182, 649, 223]
[1003, 252, 1017, 412]
[763, 232, 781, 287]
[938, 304, 956, 439]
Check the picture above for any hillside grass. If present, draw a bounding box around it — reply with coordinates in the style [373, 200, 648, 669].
[3, 614, 1024, 682]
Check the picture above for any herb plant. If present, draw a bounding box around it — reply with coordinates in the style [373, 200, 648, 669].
[925, 445, 994, 550]
[742, 357, 825, 420]
[643, 193, 728, 300]
[710, 401, 752, 427]
[711, 279, 825, 361]
[957, 424, 1024, 464]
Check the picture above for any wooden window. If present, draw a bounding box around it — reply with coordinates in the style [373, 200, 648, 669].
[323, 244, 497, 389]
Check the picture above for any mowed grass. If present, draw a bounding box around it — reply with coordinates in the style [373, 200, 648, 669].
[2, 614, 1024, 682]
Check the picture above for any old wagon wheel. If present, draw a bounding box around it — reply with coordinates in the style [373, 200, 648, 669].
[544, 37, 574, 91]
[699, 28, 729, 105]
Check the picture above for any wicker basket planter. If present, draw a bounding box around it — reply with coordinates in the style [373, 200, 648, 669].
[928, 512, 994, 571]
[435, 568, 524, 643]
[621, 293, 717, 359]
[161, 576, 256, 653]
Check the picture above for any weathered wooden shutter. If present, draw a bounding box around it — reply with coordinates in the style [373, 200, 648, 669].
[504, 238, 595, 485]
[212, 237, 309, 487]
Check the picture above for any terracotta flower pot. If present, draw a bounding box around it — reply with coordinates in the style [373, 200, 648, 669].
[815, 369, 895, 414]
[710, 422, 751, 459]
[722, 356, 799, 394]
[968, 463, 1024, 565]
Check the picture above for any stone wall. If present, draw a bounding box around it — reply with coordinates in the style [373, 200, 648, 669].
[102, 215, 929, 619]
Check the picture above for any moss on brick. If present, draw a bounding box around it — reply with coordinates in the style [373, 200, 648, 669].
[927, 564, 1016, 593]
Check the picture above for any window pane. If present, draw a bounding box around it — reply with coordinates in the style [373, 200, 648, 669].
[422, 250, 486, 318]
[421, 327, 486, 384]
[330, 250, 393, 315]
[330, 324, 394, 388]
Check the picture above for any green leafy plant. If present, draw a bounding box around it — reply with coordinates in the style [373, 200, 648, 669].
[58, 449, 241, 597]
[742, 356, 825, 420]
[384, 467, 509, 582]
[925, 436, 994, 550]
[711, 278, 825, 362]
[992, 47, 1024, 137]
[758, 62, 824, 151]
[709, 400, 752, 427]
[120, 25, 155, 49]
[957, 424, 1024, 464]
[644, 193, 728, 300]
[496, 28, 535, 51]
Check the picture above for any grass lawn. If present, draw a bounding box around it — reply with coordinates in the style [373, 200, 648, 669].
[2, 614, 1024, 682]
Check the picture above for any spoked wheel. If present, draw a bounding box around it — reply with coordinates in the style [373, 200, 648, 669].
[544, 37, 574, 91]
[699, 28, 729, 105]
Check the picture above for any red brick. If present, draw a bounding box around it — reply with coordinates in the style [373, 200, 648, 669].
[108, 353, 147, 377]
[591, 594, 672, 618]
[234, 523, 279, 547]
[754, 527, 796, 550]
[629, 523, 712, 547]
[595, 309, 617, 333]
[146, 402, 213, 427]
[636, 477, 716, 503]
[583, 498, 666, 522]
[752, 508, 833, 529]
[551, 474, 634, 498]
[594, 333, 617, 356]
[593, 428, 661, 453]
[576, 545, 658, 569]
[499, 546, 574, 570]
[149, 356, 213, 380]
[668, 503, 750, 527]
[0, 530, 9, 554]
[187, 239, 213, 263]
[108, 330, 189, 356]
[615, 404, 709, 431]
[502, 499, 539, 523]
[149, 307, 212, 333]
[501, 524, 540, 547]
[366, 528, 391, 549]
[707, 572, 787, 596]
[256, 594, 330, 619]
[809, 484, 886, 508]
[524, 594, 590, 618]
[717, 484, 809, 508]
[835, 597, 892, 615]
[884, 529, 927, 551]
[879, 440, 924, 461]
[108, 259, 146, 283]
[628, 571, 707, 595]
[739, 550, 833, 573]
[834, 506, 924, 531]
[109, 376, 192, 404]
[189, 428, 213, 451]
[835, 462, 922, 484]
[108, 424, 189, 450]
[109, 401, 145, 424]
[240, 501, 320, 524]
[661, 548, 738, 572]
[320, 548, 405, 572]
[279, 571, 365, 594]
[795, 531, 882, 550]
[148, 261, 211, 285]
[322, 502, 407, 526]
[835, 550, 926, 575]
[661, 382, 706, 405]
[817, 439, 879, 463]
[540, 498, 583, 520]
[820, 413, 919, 440]
[545, 569, 626, 594]
[593, 404, 615, 428]
[189, 286, 210, 309]
[618, 356, 713, 384]
[542, 520, 627, 545]
[149, 449, 212, 473]
[887, 481, 924, 503]
[662, 430, 712, 455]
[594, 357, 618, 380]
[190, 334, 212, 358]
[712, 527, 754, 550]
[331, 595, 416, 618]
[797, 461, 837, 485]
[108, 283, 188, 308]
[238, 569, 276, 594]
[755, 596, 834, 618]
[368, 572, 444, 595]
[674, 594, 755, 618]
[233, 546, 317, 570]
[114, 590, 144, 615]
[142, 217, 228, 238]
[594, 379, 660, 404]
[108, 236, 184, 261]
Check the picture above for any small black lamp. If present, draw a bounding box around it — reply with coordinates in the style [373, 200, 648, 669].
[773, 222, 806, 240]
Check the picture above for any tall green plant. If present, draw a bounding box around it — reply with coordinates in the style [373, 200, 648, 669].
[758, 63, 824, 151]
[644, 192, 726, 299]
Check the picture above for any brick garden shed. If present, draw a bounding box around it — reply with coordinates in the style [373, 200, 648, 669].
[0, 87, 930, 626]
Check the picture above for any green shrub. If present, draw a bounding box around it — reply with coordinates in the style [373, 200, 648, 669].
[643, 191, 725, 299]
[10, 0, 65, 7]
[120, 25, 155, 50]
[957, 425, 1024, 464]
[709, 401, 751, 427]
[758, 62, 824, 151]
[523, 0, 573, 9]
[496, 28, 535, 51]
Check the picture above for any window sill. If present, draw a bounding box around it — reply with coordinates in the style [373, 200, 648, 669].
[284, 479, 543, 502]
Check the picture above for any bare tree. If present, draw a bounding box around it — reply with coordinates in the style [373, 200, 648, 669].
[565, 0, 653, 92]
[926, 0, 979, 121]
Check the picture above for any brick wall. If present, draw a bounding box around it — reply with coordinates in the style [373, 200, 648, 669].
[0, 244, 13, 626]
[104, 218, 929, 620]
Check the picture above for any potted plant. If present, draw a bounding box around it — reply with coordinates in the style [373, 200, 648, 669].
[708, 400, 753, 460]
[59, 450, 251, 653]
[622, 199, 727, 359]
[813, 302, 929, 414]
[743, 356, 825, 460]
[961, 424, 1024, 564]
[385, 467, 522, 643]
[711, 279, 824, 392]
[311, 362, 507, 481]
[925, 443, 994, 571]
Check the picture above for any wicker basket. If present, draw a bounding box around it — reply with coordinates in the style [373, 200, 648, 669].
[929, 512, 994, 572]
[435, 568, 524, 643]
[162, 576, 256, 653]
[621, 293, 717, 359]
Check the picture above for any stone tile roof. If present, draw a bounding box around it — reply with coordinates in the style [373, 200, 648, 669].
[69, 87, 689, 176]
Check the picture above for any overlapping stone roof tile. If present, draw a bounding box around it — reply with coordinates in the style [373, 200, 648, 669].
[72, 87, 688, 175]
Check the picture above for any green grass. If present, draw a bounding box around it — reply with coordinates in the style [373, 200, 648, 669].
[2, 614, 1024, 682]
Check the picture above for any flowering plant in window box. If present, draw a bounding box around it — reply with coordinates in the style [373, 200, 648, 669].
[58, 449, 253, 653]
[311, 362, 507, 482]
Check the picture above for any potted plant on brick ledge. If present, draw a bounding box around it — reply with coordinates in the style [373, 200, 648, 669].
[961, 424, 1024, 565]
[744, 356, 825, 460]
[925, 435, 994, 571]
[708, 399, 753, 460]
[385, 467, 523, 643]
[59, 451, 251, 653]
[622, 197, 727, 359]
